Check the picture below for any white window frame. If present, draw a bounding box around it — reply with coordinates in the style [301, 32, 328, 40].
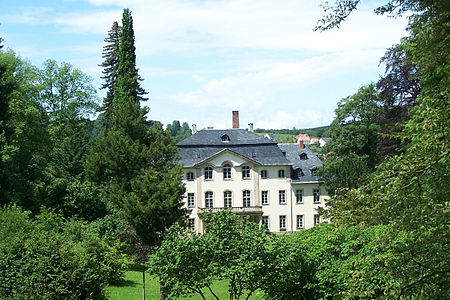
[313, 189, 320, 203]
[296, 215, 304, 229]
[314, 214, 320, 225]
[295, 189, 303, 204]
[188, 218, 195, 231]
[279, 215, 286, 231]
[261, 191, 269, 205]
[279, 190, 286, 205]
[187, 193, 195, 207]
[262, 216, 269, 230]
[205, 191, 213, 208]
[261, 170, 268, 179]
[242, 166, 251, 179]
[278, 169, 285, 178]
[223, 164, 232, 180]
[204, 167, 213, 180]
[243, 190, 251, 207]
[224, 191, 232, 208]
[187, 172, 194, 181]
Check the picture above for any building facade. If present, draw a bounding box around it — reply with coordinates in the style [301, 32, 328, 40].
[177, 122, 328, 233]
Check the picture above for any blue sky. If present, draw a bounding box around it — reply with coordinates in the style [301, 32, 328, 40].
[0, 0, 408, 129]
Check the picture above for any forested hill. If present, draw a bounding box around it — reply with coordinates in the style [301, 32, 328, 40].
[254, 126, 330, 138]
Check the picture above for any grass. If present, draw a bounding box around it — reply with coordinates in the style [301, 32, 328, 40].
[107, 270, 264, 299]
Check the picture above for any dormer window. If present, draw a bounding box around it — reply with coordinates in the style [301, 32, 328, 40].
[300, 153, 308, 160]
[296, 168, 304, 177]
[221, 134, 230, 142]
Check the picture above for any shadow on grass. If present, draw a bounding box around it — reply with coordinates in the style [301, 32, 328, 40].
[110, 279, 140, 288]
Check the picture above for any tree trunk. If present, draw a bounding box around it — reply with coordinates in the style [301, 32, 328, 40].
[142, 270, 145, 300]
[160, 280, 167, 300]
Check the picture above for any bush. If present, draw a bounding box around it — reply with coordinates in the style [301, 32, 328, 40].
[0, 206, 127, 299]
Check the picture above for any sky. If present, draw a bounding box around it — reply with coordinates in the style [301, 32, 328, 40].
[0, 0, 409, 130]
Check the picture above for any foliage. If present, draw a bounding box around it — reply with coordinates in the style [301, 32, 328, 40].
[0, 206, 127, 299]
[87, 9, 186, 253]
[269, 224, 396, 299]
[99, 21, 121, 130]
[0, 51, 50, 210]
[149, 210, 272, 300]
[320, 84, 380, 197]
[166, 120, 191, 141]
[376, 45, 420, 156]
[318, 0, 450, 296]
[254, 125, 330, 138]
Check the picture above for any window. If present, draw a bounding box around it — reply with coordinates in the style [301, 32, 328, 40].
[224, 191, 232, 208]
[205, 191, 213, 208]
[187, 193, 195, 207]
[278, 169, 285, 178]
[279, 190, 286, 204]
[261, 170, 268, 179]
[187, 172, 194, 181]
[279, 215, 286, 231]
[243, 190, 251, 207]
[221, 134, 230, 142]
[313, 189, 320, 203]
[223, 164, 232, 179]
[262, 216, 269, 230]
[314, 214, 320, 225]
[297, 215, 304, 229]
[204, 167, 213, 180]
[242, 166, 250, 179]
[300, 153, 308, 160]
[188, 218, 195, 231]
[296, 168, 304, 177]
[295, 189, 303, 204]
[261, 191, 269, 205]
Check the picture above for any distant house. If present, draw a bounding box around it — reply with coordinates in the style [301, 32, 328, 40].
[177, 112, 328, 233]
[310, 138, 319, 145]
[319, 137, 331, 147]
[296, 134, 311, 145]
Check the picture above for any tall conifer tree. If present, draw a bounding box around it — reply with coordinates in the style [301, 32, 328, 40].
[99, 21, 120, 129]
[87, 8, 185, 245]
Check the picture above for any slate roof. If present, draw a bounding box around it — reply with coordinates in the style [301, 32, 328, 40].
[177, 129, 291, 167]
[277, 143, 323, 183]
[176, 129, 275, 146]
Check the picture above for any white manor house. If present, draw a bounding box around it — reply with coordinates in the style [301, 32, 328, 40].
[177, 112, 328, 233]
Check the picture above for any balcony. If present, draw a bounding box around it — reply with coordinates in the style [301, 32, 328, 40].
[199, 206, 263, 215]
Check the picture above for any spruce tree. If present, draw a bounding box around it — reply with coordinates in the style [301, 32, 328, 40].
[99, 21, 120, 129]
[87, 8, 185, 245]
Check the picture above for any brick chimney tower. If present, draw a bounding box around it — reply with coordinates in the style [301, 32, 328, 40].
[232, 111, 239, 128]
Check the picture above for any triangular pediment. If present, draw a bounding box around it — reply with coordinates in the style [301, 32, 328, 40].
[193, 148, 261, 168]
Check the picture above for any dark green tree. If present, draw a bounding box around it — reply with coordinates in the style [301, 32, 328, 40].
[0, 51, 50, 210]
[88, 11, 185, 299]
[376, 45, 420, 156]
[87, 10, 186, 297]
[98, 21, 121, 130]
[320, 84, 380, 197]
[318, 1, 449, 297]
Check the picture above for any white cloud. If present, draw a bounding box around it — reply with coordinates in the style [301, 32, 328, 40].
[255, 110, 334, 129]
[170, 49, 384, 109]
[17, 0, 406, 54]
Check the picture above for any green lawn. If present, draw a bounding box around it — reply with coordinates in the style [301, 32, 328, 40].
[107, 270, 264, 299]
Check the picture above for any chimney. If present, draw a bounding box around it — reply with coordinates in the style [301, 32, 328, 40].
[248, 123, 254, 132]
[191, 124, 197, 134]
[232, 111, 239, 128]
[299, 140, 305, 149]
